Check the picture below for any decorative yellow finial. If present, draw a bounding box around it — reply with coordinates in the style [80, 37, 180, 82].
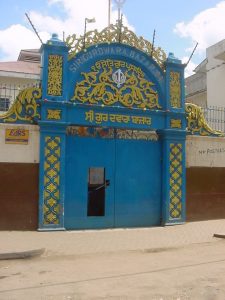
[66, 24, 167, 69]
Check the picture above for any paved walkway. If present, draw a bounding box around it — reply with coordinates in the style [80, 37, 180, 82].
[0, 220, 225, 257]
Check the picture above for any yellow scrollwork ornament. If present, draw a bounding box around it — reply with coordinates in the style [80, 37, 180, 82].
[71, 59, 161, 110]
[66, 24, 166, 69]
[47, 55, 63, 96]
[185, 103, 224, 137]
[0, 87, 41, 123]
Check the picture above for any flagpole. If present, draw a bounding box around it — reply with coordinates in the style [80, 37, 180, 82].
[83, 18, 96, 49]
[108, 0, 111, 27]
[115, 0, 126, 23]
[83, 18, 87, 49]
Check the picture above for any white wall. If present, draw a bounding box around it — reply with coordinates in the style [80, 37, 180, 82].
[0, 123, 39, 163]
[0, 76, 39, 88]
[207, 62, 225, 107]
[185, 39, 225, 108]
[0, 76, 40, 112]
[186, 135, 225, 167]
[186, 90, 207, 108]
[206, 40, 225, 107]
[185, 72, 206, 96]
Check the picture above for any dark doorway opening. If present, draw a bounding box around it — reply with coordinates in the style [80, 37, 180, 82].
[87, 167, 105, 216]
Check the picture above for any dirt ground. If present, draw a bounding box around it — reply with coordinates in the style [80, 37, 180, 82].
[1, 239, 225, 300]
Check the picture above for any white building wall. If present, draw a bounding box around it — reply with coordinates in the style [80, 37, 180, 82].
[185, 72, 207, 107]
[0, 76, 40, 109]
[206, 40, 225, 107]
[186, 39, 225, 108]
[185, 72, 206, 95]
[207, 62, 225, 107]
[0, 75, 39, 86]
[186, 90, 207, 107]
[186, 135, 225, 167]
[0, 123, 39, 163]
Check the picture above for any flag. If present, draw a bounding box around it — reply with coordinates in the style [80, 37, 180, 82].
[86, 18, 96, 23]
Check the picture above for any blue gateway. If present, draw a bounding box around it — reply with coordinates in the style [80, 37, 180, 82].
[1, 24, 187, 230]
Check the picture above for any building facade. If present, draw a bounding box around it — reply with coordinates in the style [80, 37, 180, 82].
[185, 39, 225, 108]
[0, 49, 40, 112]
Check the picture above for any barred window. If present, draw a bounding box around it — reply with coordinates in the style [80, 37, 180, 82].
[0, 97, 10, 111]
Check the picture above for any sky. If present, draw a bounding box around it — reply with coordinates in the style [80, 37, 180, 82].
[0, 0, 224, 77]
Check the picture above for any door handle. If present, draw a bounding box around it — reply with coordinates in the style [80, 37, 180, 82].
[105, 179, 110, 187]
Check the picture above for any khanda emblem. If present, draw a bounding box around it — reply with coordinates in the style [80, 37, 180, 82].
[112, 69, 126, 88]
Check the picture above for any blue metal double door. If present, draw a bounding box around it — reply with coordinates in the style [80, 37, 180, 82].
[65, 133, 162, 229]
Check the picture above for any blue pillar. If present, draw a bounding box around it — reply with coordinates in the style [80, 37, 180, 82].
[40, 33, 69, 102]
[38, 34, 68, 230]
[38, 124, 66, 230]
[160, 53, 186, 225]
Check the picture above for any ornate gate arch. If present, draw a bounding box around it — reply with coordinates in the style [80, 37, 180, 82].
[39, 27, 185, 230]
[0, 25, 187, 230]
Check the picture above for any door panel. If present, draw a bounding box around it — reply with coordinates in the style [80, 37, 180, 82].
[65, 136, 115, 229]
[115, 139, 161, 227]
[65, 128, 161, 229]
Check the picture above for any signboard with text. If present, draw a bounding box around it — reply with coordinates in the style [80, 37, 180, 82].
[5, 128, 29, 145]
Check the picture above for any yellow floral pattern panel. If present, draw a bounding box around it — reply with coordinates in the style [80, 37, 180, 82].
[169, 143, 182, 219]
[43, 136, 61, 225]
[71, 59, 161, 110]
[47, 55, 63, 96]
[170, 71, 181, 108]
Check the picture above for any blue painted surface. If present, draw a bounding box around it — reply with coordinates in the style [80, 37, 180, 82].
[115, 139, 161, 227]
[68, 43, 165, 106]
[36, 37, 187, 230]
[65, 132, 161, 229]
[65, 136, 115, 229]
[159, 129, 186, 225]
[40, 34, 69, 103]
[0, 31, 208, 230]
[38, 123, 66, 230]
[66, 104, 165, 131]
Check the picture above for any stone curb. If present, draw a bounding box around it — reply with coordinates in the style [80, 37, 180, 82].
[0, 248, 45, 260]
